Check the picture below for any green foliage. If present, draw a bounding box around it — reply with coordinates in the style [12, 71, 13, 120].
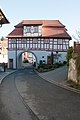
[66, 47, 73, 65]
[38, 64, 53, 69]
[23, 59, 29, 63]
[37, 63, 65, 72]
[0, 36, 4, 41]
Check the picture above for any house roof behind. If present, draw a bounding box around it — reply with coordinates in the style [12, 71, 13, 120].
[0, 8, 10, 24]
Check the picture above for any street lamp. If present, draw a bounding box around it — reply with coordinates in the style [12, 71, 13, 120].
[3, 57, 6, 72]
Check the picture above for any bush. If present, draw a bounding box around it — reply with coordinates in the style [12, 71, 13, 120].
[23, 59, 29, 63]
[37, 62, 65, 73]
[38, 64, 54, 69]
[63, 61, 67, 65]
[66, 47, 73, 65]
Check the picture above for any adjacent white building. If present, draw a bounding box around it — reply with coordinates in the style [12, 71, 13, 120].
[7, 20, 71, 69]
[0, 39, 8, 63]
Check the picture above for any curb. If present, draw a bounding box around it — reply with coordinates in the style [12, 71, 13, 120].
[35, 70, 80, 95]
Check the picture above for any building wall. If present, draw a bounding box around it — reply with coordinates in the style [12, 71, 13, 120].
[8, 51, 17, 69]
[8, 49, 67, 69]
[53, 51, 67, 63]
[7, 20, 71, 69]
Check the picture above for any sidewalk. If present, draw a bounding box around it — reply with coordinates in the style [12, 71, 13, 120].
[0, 68, 16, 84]
[38, 65, 68, 84]
[37, 65, 80, 94]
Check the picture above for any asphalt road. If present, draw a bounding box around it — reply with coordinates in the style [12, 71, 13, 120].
[15, 67, 80, 120]
[0, 71, 38, 120]
[0, 66, 80, 120]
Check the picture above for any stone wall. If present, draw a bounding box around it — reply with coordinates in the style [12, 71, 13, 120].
[68, 53, 80, 84]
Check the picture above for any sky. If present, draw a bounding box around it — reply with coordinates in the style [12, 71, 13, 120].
[0, 0, 80, 46]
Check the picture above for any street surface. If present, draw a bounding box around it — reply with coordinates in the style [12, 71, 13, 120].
[0, 66, 80, 120]
[0, 71, 38, 120]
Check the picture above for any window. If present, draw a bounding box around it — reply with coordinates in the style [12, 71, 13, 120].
[38, 44, 40, 48]
[44, 39, 49, 43]
[54, 39, 57, 44]
[30, 44, 32, 48]
[23, 44, 26, 49]
[11, 39, 16, 43]
[54, 45, 57, 49]
[42, 56, 44, 58]
[27, 26, 30, 33]
[63, 45, 67, 49]
[41, 44, 43, 48]
[63, 40, 68, 45]
[22, 39, 26, 43]
[50, 45, 52, 49]
[34, 26, 38, 33]
[58, 39, 62, 44]
[9, 44, 11, 49]
[58, 45, 62, 50]
[33, 38, 37, 43]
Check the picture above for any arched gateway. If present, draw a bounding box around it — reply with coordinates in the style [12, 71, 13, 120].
[17, 50, 37, 68]
[7, 20, 71, 69]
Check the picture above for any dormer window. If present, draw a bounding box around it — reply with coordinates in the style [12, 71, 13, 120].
[24, 25, 42, 36]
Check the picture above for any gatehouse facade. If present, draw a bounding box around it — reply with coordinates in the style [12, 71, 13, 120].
[7, 20, 71, 69]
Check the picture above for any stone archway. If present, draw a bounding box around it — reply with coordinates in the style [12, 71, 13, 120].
[17, 50, 38, 69]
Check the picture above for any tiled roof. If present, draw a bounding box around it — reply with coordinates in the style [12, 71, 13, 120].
[7, 20, 71, 39]
[7, 28, 23, 37]
[42, 27, 70, 38]
[15, 20, 65, 27]
[15, 20, 43, 27]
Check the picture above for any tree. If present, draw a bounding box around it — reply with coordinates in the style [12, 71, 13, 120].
[0, 36, 4, 41]
[66, 47, 73, 66]
[72, 29, 80, 42]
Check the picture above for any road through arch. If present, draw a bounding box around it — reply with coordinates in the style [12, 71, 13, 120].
[17, 50, 37, 69]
